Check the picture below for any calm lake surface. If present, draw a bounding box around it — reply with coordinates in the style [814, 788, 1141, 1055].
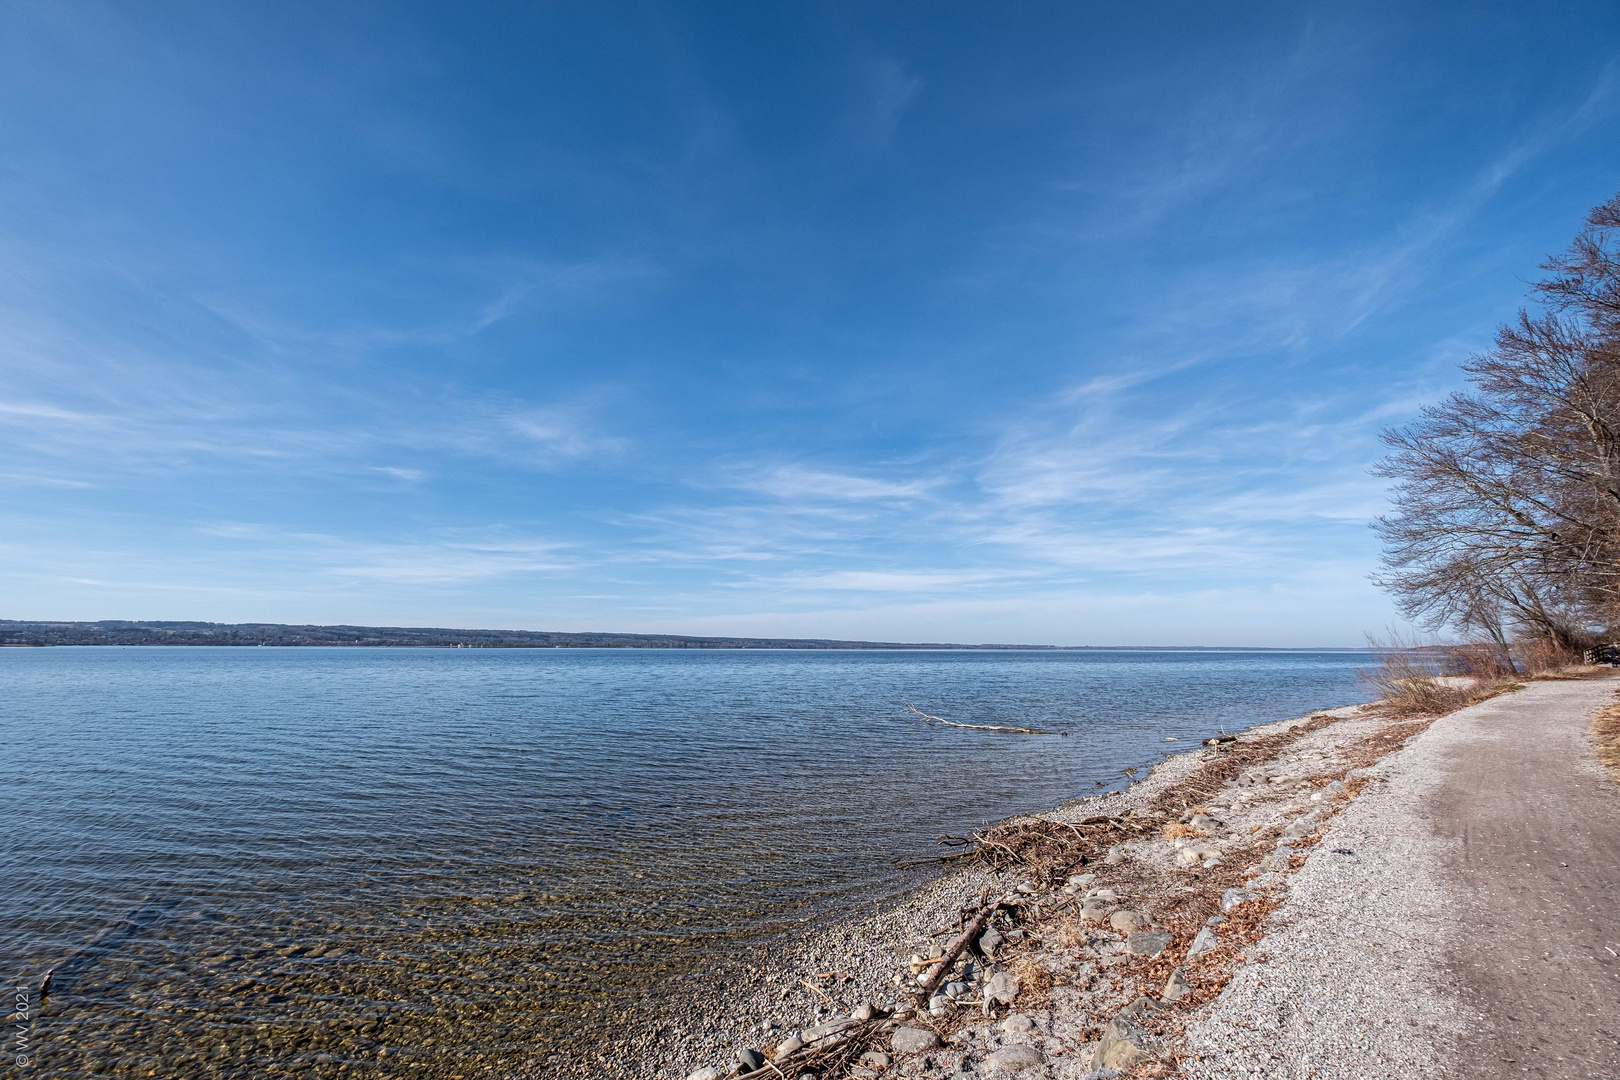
[1, 647, 1371, 1077]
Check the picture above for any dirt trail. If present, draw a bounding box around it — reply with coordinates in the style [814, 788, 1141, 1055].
[1428, 677, 1620, 1077]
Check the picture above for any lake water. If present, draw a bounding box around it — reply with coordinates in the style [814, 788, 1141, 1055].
[0, 647, 1371, 1077]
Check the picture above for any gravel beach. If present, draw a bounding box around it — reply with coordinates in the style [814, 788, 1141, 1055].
[615, 672, 1620, 1080]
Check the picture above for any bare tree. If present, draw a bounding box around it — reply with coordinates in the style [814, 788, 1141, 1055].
[1374, 192, 1620, 648]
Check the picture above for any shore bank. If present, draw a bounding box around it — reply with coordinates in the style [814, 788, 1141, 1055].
[609, 668, 1617, 1080]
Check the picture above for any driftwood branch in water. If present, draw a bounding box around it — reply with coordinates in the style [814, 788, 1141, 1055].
[904, 703, 1050, 735]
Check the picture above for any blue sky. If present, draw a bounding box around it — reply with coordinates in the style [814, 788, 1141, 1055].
[3, 1, 1620, 645]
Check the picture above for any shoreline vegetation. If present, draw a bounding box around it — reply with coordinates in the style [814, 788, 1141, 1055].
[0, 619, 1364, 650]
[623, 651, 1609, 1080]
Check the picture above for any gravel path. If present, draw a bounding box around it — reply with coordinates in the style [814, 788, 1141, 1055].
[1182, 677, 1620, 1079]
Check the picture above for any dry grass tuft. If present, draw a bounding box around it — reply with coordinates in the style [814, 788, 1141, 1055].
[1363, 647, 1476, 718]
[1051, 916, 1088, 950]
[1009, 953, 1056, 998]
[1593, 703, 1620, 775]
[1162, 823, 1206, 841]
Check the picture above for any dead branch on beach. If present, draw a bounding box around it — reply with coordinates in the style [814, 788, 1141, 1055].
[914, 899, 1003, 1004]
[903, 703, 1050, 735]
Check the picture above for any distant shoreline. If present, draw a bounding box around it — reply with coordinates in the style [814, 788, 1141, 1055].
[0, 619, 1365, 651]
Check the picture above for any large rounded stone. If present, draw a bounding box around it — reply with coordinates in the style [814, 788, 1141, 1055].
[1109, 909, 1148, 933]
[985, 1044, 1044, 1072]
[1123, 929, 1171, 957]
[890, 1027, 942, 1055]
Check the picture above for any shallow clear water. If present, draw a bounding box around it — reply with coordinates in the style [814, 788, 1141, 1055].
[0, 647, 1370, 1076]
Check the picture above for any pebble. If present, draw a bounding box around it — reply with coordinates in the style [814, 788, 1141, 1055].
[686, 1068, 727, 1080]
[999, 1013, 1036, 1034]
[1109, 910, 1148, 933]
[773, 1035, 804, 1061]
[1175, 844, 1220, 866]
[859, 1051, 891, 1068]
[984, 970, 1021, 1004]
[928, 994, 952, 1016]
[1015, 881, 1038, 894]
[1186, 926, 1219, 959]
[1161, 966, 1192, 1003]
[851, 1001, 879, 1021]
[1220, 887, 1252, 913]
[944, 980, 970, 999]
[979, 925, 1004, 956]
[737, 1048, 765, 1071]
[1067, 873, 1096, 887]
[1079, 902, 1111, 923]
[891, 1027, 943, 1054]
[986, 1043, 1045, 1072]
[1123, 929, 1171, 957]
[1104, 845, 1127, 865]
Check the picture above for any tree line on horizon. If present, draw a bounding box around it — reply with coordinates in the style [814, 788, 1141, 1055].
[1376, 188, 1620, 668]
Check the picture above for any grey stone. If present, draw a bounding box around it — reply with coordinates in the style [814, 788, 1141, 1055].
[1097, 996, 1161, 1071]
[1123, 929, 1171, 957]
[984, 970, 1021, 1004]
[891, 1027, 942, 1055]
[1079, 1071, 1122, 1080]
[686, 1068, 727, 1080]
[737, 1048, 765, 1071]
[851, 1001, 879, 1022]
[1079, 900, 1111, 923]
[1015, 881, 1038, 894]
[772, 1034, 805, 1061]
[1104, 845, 1127, 865]
[1220, 887, 1252, 913]
[1190, 812, 1220, 830]
[802, 1019, 854, 1042]
[928, 994, 951, 1015]
[985, 1043, 1044, 1072]
[1187, 927, 1219, 959]
[1285, 817, 1316, 837]
[1068, 872, 1096, 887]
[978, 925, 1004, 957]
[859, 1051, 891, 1068]
[1161, 966, 1192, 1003]
[998, 1013, 1036, 1034]
[1109, 909, 1148, 933]
[944, 980, 970, 999]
